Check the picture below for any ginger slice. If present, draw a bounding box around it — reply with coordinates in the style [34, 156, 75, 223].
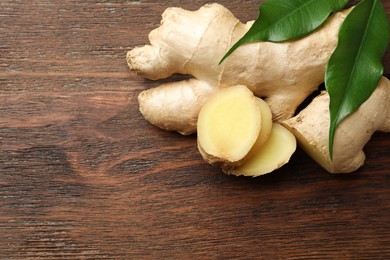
[227, 123, 297, 177]
[244, 98, 273, 161]
[197, 85, 261, 166]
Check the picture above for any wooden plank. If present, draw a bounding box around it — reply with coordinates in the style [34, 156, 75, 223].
[0, 0, 389, 259]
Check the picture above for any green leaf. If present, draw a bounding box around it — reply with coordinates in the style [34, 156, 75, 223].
[325, 0, 390, 159]
[220, 0, 349, 64]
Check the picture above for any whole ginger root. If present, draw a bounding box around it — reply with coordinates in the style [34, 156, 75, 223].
[128, 3, 389, 174]
[283, 77, 390, 173]
[127, 3, 350, 135]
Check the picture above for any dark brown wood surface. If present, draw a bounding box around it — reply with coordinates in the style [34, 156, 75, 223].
[1, 0, 389, 259]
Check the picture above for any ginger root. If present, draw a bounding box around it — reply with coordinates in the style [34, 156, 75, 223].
[283, 77, 390, 173]
[128, 3, 388, 174]
[128, 3, 350, 135]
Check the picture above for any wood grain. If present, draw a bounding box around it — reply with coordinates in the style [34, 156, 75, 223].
[0, 0, 389, 259]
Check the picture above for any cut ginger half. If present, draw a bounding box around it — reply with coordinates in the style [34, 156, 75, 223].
[197, 85, 261, 165]
[227, 123, 297, 177]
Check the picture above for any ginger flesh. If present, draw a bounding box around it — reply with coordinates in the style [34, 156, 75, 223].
[127, 3, 351, 135]
[197, 85, 262, 166]
[283, 77, 390, 173]
[225, 123, 297, 177]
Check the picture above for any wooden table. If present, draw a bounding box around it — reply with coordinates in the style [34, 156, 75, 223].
[1, 1, 389, 258]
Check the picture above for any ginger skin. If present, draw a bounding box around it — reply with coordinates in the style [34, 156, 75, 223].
[128, 3, 350, 135]
[283, 77, 390, 173]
